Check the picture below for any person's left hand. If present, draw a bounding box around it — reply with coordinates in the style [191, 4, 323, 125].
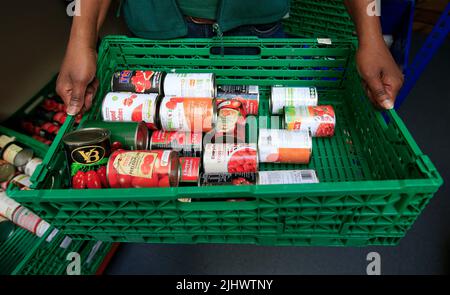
[356, 39, 404, 110]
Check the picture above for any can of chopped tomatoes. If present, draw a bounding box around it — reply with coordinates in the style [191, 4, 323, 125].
[203, 143, 258, 174]
[149, 130, 203, 157]
[210, 100, 247, 144]
[258, 129, 312, 164]
[179, 157, 201, 187]
[81, 121, 149, 150]
[163, 73, 216, 97]
[200, 172, 257, 186]
[216, 85, 259, 115]
[270, 87, 318, 114]
[102, 92, 161, 130]
[159, 97, 217, 132]
[111, 70, 165, 94]
[107, 150, 180, 188]
[284, 105, 336, 137]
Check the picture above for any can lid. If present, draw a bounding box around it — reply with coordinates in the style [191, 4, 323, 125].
[135, 122, 150, 150]
[0, 160, 16, 183]
[13, 148, 34, 168]
[63, 128, 111, 146]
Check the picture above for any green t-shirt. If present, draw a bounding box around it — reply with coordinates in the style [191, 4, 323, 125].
[177, 0, 219, 20]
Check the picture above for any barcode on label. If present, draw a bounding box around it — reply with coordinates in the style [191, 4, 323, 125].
[300, 170, 317, 183]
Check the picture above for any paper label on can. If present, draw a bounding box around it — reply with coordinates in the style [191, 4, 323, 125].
[160, 97, 213, 132]
[102, 93, 158, 124]
[35, 220, 51, 238]
[203, 144, 258, 174]
[258, 170, 319, 185]
[216, 108, 240, 133]
[13, 207, 41, 234]
[258, 129, 312, 163]
[285, 106, 335, 137]
[164, 73, 214, 97]
[180, 157, 200, 182]
[113, 152, 157, 178]
[24, 158, 42, 177]
[217, 85, 259, 94]
[0, 135, 14, 149]
[71, 145, 106, 165]
[271, 87, 318, 114]
[0, 191, 21, 219]
[161, 150, 171, 167]
[12, 174, 32, 188]
[60, 236, 73, 249]
[3, 144, 23, 164]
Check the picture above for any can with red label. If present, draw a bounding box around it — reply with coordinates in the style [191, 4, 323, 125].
[179, 157, 201, 187]
[258, 129, 312, 164]
[102, 92, 161, 130]
[216, 85, 259, 115]
[284, 105, 336, 137]
[163, 73, 216, 97]
[107, 150, 180, 188]
[149, 130, 203, 157]
[200, 172, 257, 186]
[159, 97, 217, 132]
[211, 100, 247, 144]
[203, 143, 258, 174]
[270, 87, 318, 114]
[12, 206, 50, 237]
[111, 70, 165, 94]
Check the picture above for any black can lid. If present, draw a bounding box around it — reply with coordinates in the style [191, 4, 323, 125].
[63, 128, 111, 146]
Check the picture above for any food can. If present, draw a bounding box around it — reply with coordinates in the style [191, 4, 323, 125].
[81, 121, 149, 150]
[203, 143, 258, 174]
[63, 128, 111, 167]
[0, 135, 15, 149]
[107, 150, 180, 188]
[1, 142, 34, 167]
[35, 220, 51, 238]
[0, 191, 21, 220]
[10, 174, 32, 190]
[159, 97, 217, 132]
[284, 105, 336, 137]
[216, 85, 259, 115]
[211, 100, 247, 144]
[258, 170, 319, 185]
[111, 70, 165, 94]
[149, 130, 203, 157]
[179, 157, 201, 186]
[200, 172, 257, 186]
[163, 73, 216, 97]
[0, 160, 16, 182]
[270, 87, 318, 114]
[24, 158, 43, 177]
[258, 129, 312, 164]
[101, 92, 161, 130]
[0, 214, 15, 242]
[12, 206, 46, 236]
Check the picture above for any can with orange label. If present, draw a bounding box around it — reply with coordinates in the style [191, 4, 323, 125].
[284, 105, 336, 137]
[211, 100, 247, 144]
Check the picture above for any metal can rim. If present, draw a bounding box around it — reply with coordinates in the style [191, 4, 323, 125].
[62, 128, 111, 146]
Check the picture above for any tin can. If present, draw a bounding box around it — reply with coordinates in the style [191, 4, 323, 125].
[179, 157, 201, 186]
[0, 135, 15, 149]
[0, 160, 16, 183]
[203, 143, 258, 174]
[211, 100, 247, 144]
[24, 158, 43, 177]
[111, 70, 165, 94]
[10, 174, 32, 190]
[81, 121, 149, 150]
[216, 85, 259, 115]
[63, 128, 111, 167]
[258, 170, 319, 185]
[0, 191, 21, 220]
[1, 142, 34, 167]
[12, 206, 49, 237]
[102, 92, 161, 130]
[284, 105, 336, 137]
[163, 73, 216, 97]
[270, 87, 318, 114]
[0, 214, 15, 242]
[258, 129, 312, 164]
[200, 172, 257, 186]
[159, 97, 217, 132]
[107, 150, 180, 188]
[149, 130, 203, 157]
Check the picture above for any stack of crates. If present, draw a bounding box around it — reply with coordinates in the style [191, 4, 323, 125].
[4, 36, 442, 246]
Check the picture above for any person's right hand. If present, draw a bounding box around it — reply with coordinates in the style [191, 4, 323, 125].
[56, 44, 99, 115]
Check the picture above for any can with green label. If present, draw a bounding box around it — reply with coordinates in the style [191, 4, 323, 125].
[81, 121, 149, 150]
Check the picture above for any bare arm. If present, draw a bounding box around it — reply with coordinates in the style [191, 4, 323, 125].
[344, 0, 404, 109]
[57, 0, 112, 115]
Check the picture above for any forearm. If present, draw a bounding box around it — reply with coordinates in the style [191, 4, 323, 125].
[68, 0, 112, 50]
[344, 0, 384, 47]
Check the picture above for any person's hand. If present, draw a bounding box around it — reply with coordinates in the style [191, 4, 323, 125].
[356, 40, 404, 110]
[56, 43, 99, 115]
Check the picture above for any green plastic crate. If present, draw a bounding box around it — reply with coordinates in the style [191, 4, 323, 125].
[8, 36, 442, 246]
[284, 0, 355, 38]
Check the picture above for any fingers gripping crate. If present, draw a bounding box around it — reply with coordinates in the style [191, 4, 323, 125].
[8, 36, 442, 247]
